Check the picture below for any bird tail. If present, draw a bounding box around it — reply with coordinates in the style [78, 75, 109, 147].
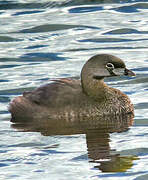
[9, 96, 35, 123]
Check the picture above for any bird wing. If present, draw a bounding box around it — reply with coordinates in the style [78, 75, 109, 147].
[23, 78, 82, 107]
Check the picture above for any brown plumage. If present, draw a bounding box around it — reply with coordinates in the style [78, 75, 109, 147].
[9, 54, 135, 123]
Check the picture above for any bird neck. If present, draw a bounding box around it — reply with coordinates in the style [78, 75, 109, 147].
[81, 76, 110, 100]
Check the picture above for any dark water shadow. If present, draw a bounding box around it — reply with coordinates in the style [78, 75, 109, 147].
[0, 52, 65, 63]
[13, 10, 44, 16]
[0, 2, 52, 10]
[68, 6, 103, 13]
[112, 2, 148, 13]
[13, 24, 99, 33]
[21, 52, 66, 61]
[0, 36, 22, 42]
[64, 46, 148, 52]
[103, 28, 148, 35]
[11, 113, 136, 173]
[78, 37, 148, 43]
[0, 0, 135, 10]
[0, 0, 147, 11]
[68, 2, 148, 14]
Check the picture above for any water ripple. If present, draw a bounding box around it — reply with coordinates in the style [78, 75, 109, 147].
[0, 52, 65, 62]
[0, 2, 52, 10]
[0, 0, 148, 179]
[0, 36, 22, 42]
[135, 102, 148, 110]
[103, 28, 148, 35]
[68, 6, 103, 13]
[13, 10, 44, 16]
[22, 52, 66, 61]
[113, 3, 148, 13]
[16, 24, 99, 33]
[78, 37, 148, 43]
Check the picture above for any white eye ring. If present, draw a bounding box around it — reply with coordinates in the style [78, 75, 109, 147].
[106, 63, 114, 69]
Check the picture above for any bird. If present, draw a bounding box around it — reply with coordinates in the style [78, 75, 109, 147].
[9, 54, 135, 123]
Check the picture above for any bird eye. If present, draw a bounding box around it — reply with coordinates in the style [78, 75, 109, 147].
[106, 63, 114, 69]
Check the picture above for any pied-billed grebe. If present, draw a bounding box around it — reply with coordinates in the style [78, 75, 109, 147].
[9, 54, 135, 122]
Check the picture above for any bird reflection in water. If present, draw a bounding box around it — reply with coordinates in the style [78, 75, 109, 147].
[11, 112, 138, 173]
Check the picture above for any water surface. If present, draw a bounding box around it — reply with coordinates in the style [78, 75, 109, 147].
[0, 0, 148, 179]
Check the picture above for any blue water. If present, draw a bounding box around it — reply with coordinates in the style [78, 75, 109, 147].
[0, 0, 148, 179]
